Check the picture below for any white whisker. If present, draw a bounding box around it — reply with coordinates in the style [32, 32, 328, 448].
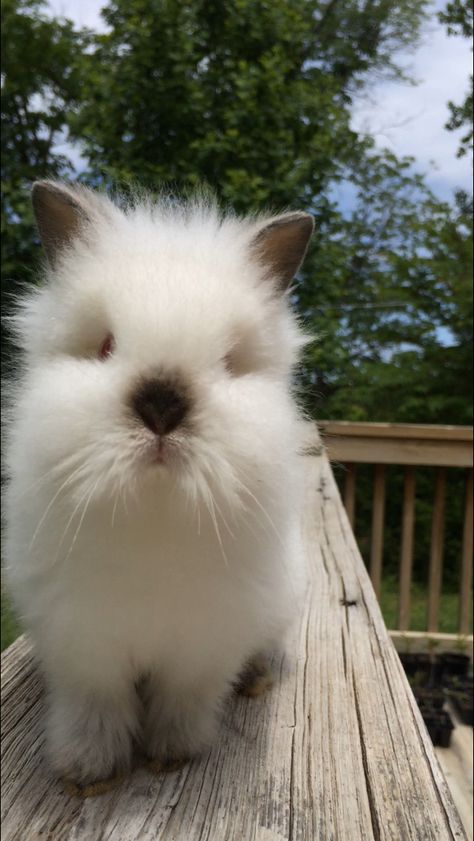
[233, 475, 300, 604]
[234, 476, 284, 545]
[204, 479, 236, 541]
[15, 444, 100, 502]
[201, 480, 229, 569]
[111, 489, 120, 529]
[64, 478, 101, 563]
[55, 485, 93, 559]
[27, 460, 90, 553]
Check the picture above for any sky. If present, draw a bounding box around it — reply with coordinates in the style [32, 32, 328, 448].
[47, 0, 472, 204]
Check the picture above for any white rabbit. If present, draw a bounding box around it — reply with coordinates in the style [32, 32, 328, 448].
[3, 181, 313, 789]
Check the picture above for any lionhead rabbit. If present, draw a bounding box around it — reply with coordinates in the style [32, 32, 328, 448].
[3, 181, 313, 790]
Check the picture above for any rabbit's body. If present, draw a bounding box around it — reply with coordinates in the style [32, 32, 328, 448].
[3, 183, 313, 786]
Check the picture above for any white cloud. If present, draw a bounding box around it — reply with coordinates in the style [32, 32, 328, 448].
[351, 4, 472, 200]
[47, 0, 108, 31]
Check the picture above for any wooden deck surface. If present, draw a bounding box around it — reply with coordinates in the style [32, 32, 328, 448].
[1, 451, 467, 840]
[436, 702, 473, 841]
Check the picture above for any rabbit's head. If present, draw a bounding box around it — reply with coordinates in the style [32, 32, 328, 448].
[10, 182, 313, 513]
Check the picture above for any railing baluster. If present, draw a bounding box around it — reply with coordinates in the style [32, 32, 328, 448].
[398, 467, 416, 632]
[459, 468, 473, 635]
[427, 468, 446, 632]
[320, 422, 472, 640]
[344, 463, 356, 528]
[370, 465, 385, 599]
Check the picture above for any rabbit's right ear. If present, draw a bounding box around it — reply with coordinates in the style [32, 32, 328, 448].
[31, 181, 95, 265]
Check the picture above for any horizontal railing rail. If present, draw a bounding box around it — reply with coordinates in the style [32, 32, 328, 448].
[318, 422, 473, 647]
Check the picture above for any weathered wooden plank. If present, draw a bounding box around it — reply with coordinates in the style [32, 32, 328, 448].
[436, 702, 474, 841]
[318, 421, 473, 467]
[389, 631, 473, 658]
[370, 464, 386, 599]
[1, 452, 466, 840]
[319, 421, 474, 442]
[323, 436, 473, 467]
[428, 468, 447, 632]
[312, 460, 465, 841]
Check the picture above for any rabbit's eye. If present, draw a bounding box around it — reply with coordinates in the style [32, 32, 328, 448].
[99, 333, 115, 360]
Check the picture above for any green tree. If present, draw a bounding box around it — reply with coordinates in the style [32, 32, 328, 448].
[438, 0, 473, 158]
[299, 161, 473, 424]
[1, 0, 85, 350]
[70, 0, 429, 210]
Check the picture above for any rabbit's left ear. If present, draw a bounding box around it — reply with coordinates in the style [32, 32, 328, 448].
[250, 212, 314, 292]
[31, 181, 96, 266]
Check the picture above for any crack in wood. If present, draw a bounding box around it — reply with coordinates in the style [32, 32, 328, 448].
[340, 629, 348, 681]
[352, 675, 382, 841]
[320, 545, 330, 577]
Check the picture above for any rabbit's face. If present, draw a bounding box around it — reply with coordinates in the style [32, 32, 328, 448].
[12, 183, 313, 510]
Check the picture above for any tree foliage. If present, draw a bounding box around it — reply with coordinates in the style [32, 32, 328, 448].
[1, 0, 84, 296]
[299, 161, 473, 424]
[70, 0, 429, 209]
[438, 0, 473, 158]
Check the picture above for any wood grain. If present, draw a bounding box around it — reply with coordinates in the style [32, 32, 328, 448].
[1, 452, 466, 840]
[319, 420, 473, 442]
[389, 630, 473, 658]
[436, 701, 474, 841]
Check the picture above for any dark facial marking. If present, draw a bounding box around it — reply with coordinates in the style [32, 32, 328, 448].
[131, 378, 189, 436]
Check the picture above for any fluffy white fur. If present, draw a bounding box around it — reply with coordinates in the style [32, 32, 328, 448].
[3, 182, 312, 785]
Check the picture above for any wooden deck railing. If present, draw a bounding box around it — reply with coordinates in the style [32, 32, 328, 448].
[318, 422, 473, 649]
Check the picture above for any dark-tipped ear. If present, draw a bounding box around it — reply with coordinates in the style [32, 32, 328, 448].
[250, 212, 314, 292]
[31, 181, 93, 265]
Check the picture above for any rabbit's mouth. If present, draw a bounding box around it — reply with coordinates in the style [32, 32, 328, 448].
[143, 432, 187, 469]
[149, 437, 171, 465]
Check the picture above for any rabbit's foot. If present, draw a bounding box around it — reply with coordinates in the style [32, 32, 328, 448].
[47, 684, 137, 791]
[61, 773, 126, 798]
[145, 756, 189, 775]
[236, 653, 273, 698]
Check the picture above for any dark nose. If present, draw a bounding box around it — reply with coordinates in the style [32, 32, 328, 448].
[131, 378, 189, 436]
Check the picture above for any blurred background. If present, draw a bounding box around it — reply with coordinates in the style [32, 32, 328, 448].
[1, 0, 473, 649]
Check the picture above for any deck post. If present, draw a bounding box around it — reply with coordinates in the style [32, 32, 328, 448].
[370, 464, 386, 599]
[344, 463, 356, 528]
[459, 468, 473, 636]
[398, 467, 416, 632]
[427, 468, 446, 632]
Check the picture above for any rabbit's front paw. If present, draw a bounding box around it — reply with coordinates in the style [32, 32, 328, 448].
[47, 687, 137, 790]
[236, 653, 273, 698]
